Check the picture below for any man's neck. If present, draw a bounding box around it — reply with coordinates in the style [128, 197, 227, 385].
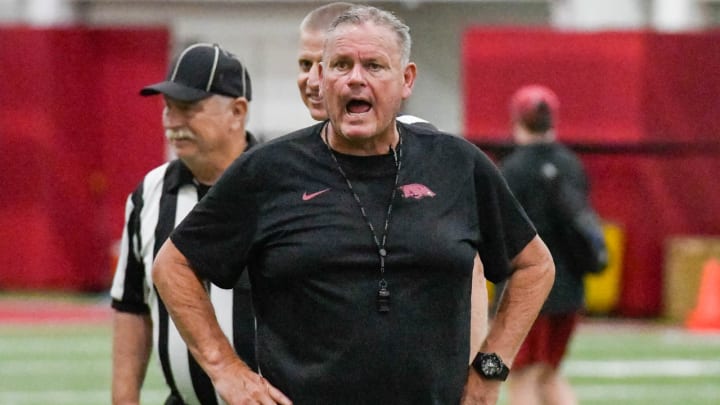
[184, 159, 226, 185]
[183, 136, 247, 185]
[513, 126, 554, 145]
[325, 122, 399, 156]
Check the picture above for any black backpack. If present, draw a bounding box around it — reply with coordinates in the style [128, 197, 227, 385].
[541, 162, 608, 276]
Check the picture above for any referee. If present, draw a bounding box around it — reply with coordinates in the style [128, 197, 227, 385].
[110, 43, 257, 405]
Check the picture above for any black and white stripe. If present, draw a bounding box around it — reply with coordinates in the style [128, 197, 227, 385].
[111, 160, 255, 405]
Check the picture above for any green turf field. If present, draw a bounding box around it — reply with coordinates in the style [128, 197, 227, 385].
[0, 322, 166, 405]
[0, 307, 718, 404]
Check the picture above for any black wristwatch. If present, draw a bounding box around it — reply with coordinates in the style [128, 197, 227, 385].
[471, 352, 510, 381]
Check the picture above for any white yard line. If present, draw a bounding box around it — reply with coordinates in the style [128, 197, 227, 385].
[574, 383, 720, 401]
[3, 357, 719, 378]
[0, 338, 107, 354]
[565, 359, 720, 377]
[0, 359, 107, 377]
[0, 389, 166, 405]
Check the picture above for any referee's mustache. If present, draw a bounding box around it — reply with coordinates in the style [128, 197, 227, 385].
[165, 128, 197, 141]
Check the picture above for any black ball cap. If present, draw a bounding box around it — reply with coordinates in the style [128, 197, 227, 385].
[140, 43, 252, 102]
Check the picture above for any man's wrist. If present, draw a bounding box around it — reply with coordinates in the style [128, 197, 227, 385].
[471, 352, 510, 381]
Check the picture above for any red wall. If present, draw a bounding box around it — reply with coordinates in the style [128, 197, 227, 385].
[0, 27, 168, 291]
[463, 28, 720, 316]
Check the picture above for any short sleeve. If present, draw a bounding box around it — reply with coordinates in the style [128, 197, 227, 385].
[170, 155, 260, 289]
[474, 153, 537, 283]
[110, 188, 151, 314]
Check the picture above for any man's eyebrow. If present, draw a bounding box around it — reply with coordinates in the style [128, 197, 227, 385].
[329, 54, 350, 61]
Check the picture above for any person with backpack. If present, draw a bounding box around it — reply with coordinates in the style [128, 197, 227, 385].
[499, 84, 604, 405]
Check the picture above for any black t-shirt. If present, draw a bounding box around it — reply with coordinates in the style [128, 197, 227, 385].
[501, 142, 588, 314]
[170, 121, 536, 405]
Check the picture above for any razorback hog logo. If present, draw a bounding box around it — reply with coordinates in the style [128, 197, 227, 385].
[398, 183, 436, 199]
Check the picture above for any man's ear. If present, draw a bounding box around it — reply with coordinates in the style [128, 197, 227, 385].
[232, 97, 248, 118]
[402, 62, 417, 99]
[230, 97, 249, 130]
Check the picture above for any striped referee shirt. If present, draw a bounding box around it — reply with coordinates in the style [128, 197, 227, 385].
[110, 135, 257, 405]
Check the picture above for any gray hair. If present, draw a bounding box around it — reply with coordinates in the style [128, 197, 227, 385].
[327, 5, 412, 66]
[300, 2, 354, 32]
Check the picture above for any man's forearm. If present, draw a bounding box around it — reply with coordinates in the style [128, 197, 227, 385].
[481, 235, 555, 365]
[469, 254, 488, 362]
[112, 312, 152, 405]
[152, 240, 251, 381]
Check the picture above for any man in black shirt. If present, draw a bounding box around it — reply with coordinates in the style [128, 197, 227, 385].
[296, 1, 490, 360]
[153, 6, 554, 405]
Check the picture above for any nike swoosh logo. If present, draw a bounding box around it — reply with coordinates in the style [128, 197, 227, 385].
[302, 188, 330, 201]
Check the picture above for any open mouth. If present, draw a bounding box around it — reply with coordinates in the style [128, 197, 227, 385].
[346, 99, 372, 114]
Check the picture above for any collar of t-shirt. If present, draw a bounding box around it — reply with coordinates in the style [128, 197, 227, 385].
[195, 182, 211, 199]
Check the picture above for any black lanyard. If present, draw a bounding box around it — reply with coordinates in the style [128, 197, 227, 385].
[323, 124, 402, 313]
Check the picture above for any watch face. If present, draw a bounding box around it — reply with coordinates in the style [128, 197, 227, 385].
[481, 356, 500, 376]
[474, 352, 509, 381]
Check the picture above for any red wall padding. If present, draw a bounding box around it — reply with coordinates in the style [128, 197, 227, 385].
[0, 27, 168, 291]
[463, 28, 720, 316]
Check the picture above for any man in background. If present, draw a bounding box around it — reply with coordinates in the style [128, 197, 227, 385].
[500, 84, 587, 405]
[296, 2, 489, 355]
[110, 43, 258, 405]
